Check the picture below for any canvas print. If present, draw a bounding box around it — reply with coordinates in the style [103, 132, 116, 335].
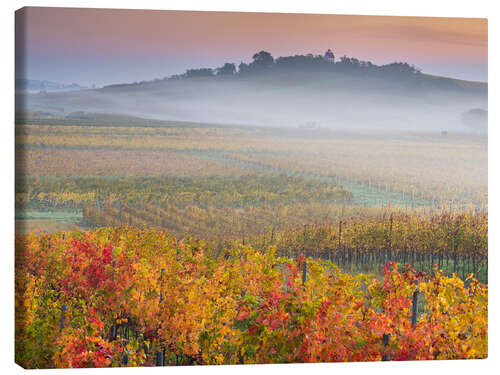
[15, 7, 487, 369]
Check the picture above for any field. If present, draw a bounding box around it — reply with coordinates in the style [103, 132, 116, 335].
[15, 120, 488, 367]
[15, 210, 89, 235]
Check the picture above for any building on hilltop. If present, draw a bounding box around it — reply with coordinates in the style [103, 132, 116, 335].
[324, 49, 335, 63]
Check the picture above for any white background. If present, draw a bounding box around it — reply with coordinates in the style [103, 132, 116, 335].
[1, 1, 497, 374]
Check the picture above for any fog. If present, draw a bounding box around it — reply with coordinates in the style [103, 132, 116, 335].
[17, 70, 488, 133]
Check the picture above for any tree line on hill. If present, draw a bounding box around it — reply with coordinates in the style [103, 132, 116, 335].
[172, 50, 422, 79]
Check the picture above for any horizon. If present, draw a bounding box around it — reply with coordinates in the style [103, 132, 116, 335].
[15, 7, 487, 87]
[17, 50, 489, 89]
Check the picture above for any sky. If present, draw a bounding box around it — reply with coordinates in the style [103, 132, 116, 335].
[15, 7, 488, 87]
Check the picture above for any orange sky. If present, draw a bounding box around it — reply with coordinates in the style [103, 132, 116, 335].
[16, 7, 488, 85]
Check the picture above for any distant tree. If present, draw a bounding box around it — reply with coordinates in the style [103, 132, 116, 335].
[216, 63, 236, 76]
[379, 62, 420, 74]
[274, 54, 326, 70]
[338, 56, 361, 68]
[249, 51, 274, 71]
[462, 108, 487, 132]
[238, 62, 250, 75]
[252, 51, 274, 64]
[183, 68, 214, 78]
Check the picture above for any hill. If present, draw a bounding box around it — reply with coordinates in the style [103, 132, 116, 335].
[16, 54, 487, 133]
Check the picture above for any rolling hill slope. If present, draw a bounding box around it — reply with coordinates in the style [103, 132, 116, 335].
[17, 69, 487, 132]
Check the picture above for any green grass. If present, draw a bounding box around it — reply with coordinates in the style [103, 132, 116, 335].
[15, 209, 90, 235]
[15, 209, 83, 221]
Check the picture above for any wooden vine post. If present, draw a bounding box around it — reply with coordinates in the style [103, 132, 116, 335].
[411, 287, 419, 329]
[59, 304, 68, 332]
[155, 350, 164, 366]
[453, 223, 458, 274]
[381, 333, 391, 361]
[156, 268, 166, 366]
[302, 258, 307, 286]
[388, 215, 393, 262]
[338, 220, 342, 266]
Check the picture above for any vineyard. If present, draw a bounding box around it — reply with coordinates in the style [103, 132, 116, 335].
[15, 122, 488, 368]
[15, 173, 487, 283]
[81, 200, 487, 283]
[15, 228, 487, 368]
[16, 124, 487, 209]
[16, 175, 351, 210]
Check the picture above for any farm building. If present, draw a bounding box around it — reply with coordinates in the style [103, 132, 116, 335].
[324, 49, 335, 62]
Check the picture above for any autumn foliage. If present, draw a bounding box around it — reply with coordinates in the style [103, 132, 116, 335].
[15, 227, 487, 368]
